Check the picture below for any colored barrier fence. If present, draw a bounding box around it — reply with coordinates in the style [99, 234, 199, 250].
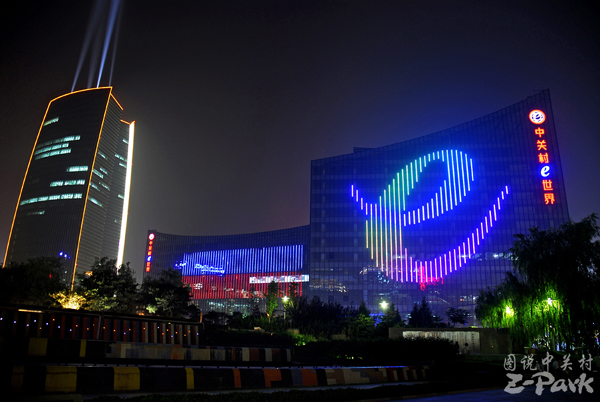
[5, 365, 430, 394]
[108, 342, 292, 363]
[0, 337, 292, 364]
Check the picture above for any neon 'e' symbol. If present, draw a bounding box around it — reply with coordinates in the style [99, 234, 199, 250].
[541, 166, 550, 177]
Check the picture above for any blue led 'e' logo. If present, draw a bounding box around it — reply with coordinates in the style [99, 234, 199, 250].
[541, 166, 550, 177]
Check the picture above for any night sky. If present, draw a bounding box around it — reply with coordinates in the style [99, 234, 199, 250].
[1, 1, 598, 283]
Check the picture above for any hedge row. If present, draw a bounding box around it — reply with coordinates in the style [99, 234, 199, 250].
[294, 337, 457, 361]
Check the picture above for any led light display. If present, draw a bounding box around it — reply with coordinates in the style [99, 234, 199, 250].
[143, 227, 310, 313]
[179, 245, 305, 299]
[143, 91, 568, 317]
[309, 90, 569, 317]
[351, 151, 510, 285]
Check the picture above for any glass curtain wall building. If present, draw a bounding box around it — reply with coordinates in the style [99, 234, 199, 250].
[309, 90, 569, 321]
[144, 91, 568, 320]
[4, 87, 135, 286]
[144, 226, 310, 314]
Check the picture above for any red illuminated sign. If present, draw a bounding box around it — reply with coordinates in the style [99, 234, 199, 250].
[419, 277, 444, 291]
[146, 233, 155, 272]
[529, 110, 555, 206]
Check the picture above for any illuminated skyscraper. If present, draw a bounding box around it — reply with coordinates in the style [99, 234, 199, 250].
[3, 87, 134, 286]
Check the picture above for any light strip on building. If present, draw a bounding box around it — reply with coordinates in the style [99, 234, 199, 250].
[116, 121, 135, 268]
[460, 152, 466, 197]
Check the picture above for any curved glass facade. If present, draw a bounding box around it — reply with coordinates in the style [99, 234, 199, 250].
[145, 91, 569, 321]
[309, 90, 569, 321]
[144, 226, 310, 313]
[4, 88, 134, 286]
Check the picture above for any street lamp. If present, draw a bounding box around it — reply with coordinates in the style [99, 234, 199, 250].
[380, 301, 388, 313]
[282, 296, 289, 320]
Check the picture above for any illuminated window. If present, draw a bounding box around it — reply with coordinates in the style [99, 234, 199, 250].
[118, 162, 127, 168]
[35, 148, 71, 160]
[60, 179, 85, 186]
[34, 143, 69, 155]
[67, 166, 88, 172]
[90, 183, 100, 191]
[93, 169, 104, 178]
[37, 135, 80, 148]
[50, 181, 64, 187]
[89, 198, 103, 207]
[98, 151, 107, 159]
[43, 117, 59, 126]
[115, 153, 127, 162]
[20, 193, 83, 205]
[100, 182, 110, 190]
[118, 194, 124, 199]
[27, 210, 45, 215]
[99, 167, 108, 174]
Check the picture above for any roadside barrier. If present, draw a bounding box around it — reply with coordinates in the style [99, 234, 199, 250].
[5, 365, 430, 394]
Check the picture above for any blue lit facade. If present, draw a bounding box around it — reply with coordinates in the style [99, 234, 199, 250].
[309, 90, 569, 321]
[143, 226, 310, 313]
[145, 91, 569, 321]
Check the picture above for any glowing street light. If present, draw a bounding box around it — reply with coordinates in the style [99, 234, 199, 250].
[380, 301, 389, 312]
[282, 296, 289, 319]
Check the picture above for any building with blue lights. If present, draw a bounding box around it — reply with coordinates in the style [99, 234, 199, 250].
[309, 90, 568, 321]
[145, 91, 569, 321]
[4, 87, 135, 286]
[144, 226, 310, 313]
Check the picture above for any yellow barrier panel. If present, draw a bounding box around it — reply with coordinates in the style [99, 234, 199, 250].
[185, 367, 194, 390]
[28, 337, 48, 356]
[11, 366, 24, 392]
[113, 367, 140, 391]
[45, 366, 77, 393]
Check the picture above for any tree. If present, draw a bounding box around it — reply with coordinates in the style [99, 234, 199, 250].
[376, 302, 404, 336]
[0, 257, 66, 306]
[408, 297, 439, 327]
[445, 307, 470, 327]
[358, 300, 370, 317]
[286, 296, 366, 338]
[248, 284, 261, 316]
[475, 214, 600, 352]
[265, 280, 280, 320]
[139, 268, 197, 319]
[77, 257, 138, 314]
[51, 290, 87, 310]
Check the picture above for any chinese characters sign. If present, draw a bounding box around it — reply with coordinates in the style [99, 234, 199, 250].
[529, 110, 556, 206]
